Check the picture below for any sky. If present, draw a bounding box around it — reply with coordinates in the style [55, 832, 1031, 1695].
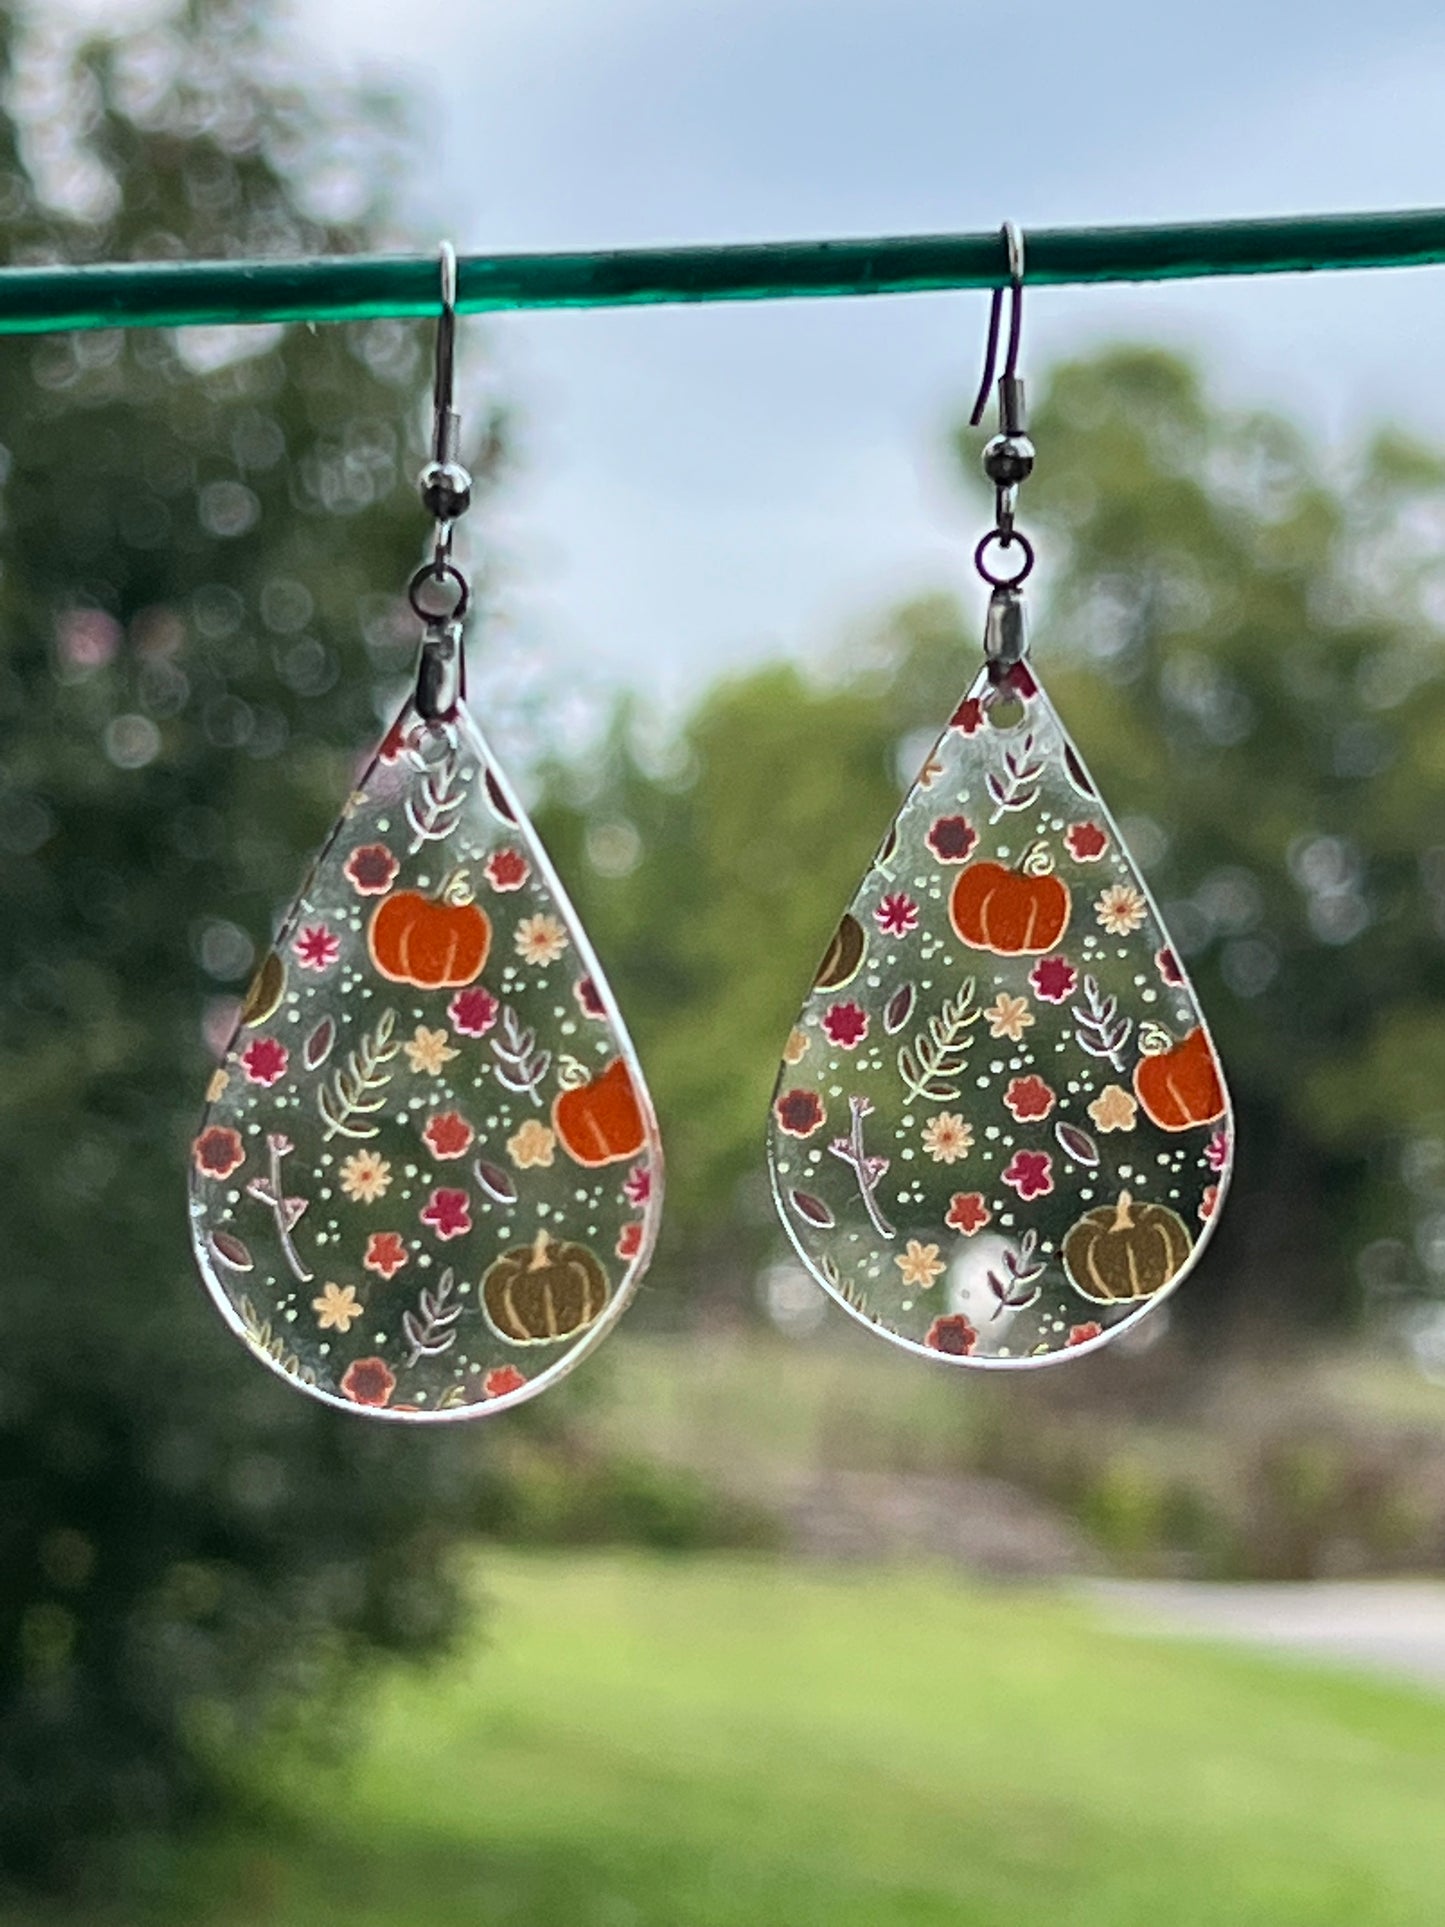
[279, 0, 1445, 707]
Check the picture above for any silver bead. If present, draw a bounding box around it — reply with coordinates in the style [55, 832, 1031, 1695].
[418, 459, 473, 523]
[982, 434, 1034, 487]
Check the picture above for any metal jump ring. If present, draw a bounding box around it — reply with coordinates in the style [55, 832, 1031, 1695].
[407, 559, 470, 624]
[974, 528, 1035, 589]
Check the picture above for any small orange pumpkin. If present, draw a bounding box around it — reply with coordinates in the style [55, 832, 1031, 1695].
[949, 844, 1070, 956]
[1132, 1023, 1226, 1132]
[553, 1058, 647, 1168]
[482, 1229, 610, 1343]
[368, 869, 490, 989]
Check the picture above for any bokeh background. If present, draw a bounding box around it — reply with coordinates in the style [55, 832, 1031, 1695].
[7, 0, 1445, 1921]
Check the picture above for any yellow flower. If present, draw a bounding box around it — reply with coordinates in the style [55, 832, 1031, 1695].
[339, 1149, 391, 1202]
[507, 1119, 556, 1168]
[206, 1068, 229, 1102]
[404, 1025, 458, 1075]
[1088, 1084, 1138, 1133]
[922, 1112, 974, 1163]
[984, 993, 1033, 1042]
[1095, 884, 1147, 936]
[782, 1028, 810, 1066]
[895, 1240, 945, 1289]
[312, 1282, 363, 1333]
[514, 913, 568, 967]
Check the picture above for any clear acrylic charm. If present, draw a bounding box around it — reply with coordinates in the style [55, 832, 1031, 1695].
[768, 654, 1232, 1366]
[190, 679, 663, 1419]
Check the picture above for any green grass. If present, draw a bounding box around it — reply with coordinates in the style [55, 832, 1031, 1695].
[86, 1552, 1445, 1927]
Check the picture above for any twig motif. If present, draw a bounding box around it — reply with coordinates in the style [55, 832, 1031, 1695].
[986, 732, 1044, 822]
[985, 1229, 1047, 1319]
[404, 745, 464, 852]
[237, 1293, 317, 1385]
[318, 1008, 399, 1141]
[827, 1095, 896, 1239]
[245, 1133, 314, 1282]
[897, 979, 979, 1104]
[1072, 974, 1132, 1071]
[491, 1005, 550, 1108]
[402, 1266, 464, 1366]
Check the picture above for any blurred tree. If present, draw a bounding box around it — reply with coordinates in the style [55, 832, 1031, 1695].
[0, 0, 506, 1888]
[547, 347, 1445, 1337]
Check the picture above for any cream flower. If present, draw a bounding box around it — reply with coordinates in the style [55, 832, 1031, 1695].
[514, 913, 569, 967]
[1095, 883, 1147, 936]
[895, 1240, 945, 1289]
[984, 993, 1033, 1042]
[507, 1119, 556, 1168]
[782, 1027, 810, 1066]
[206, 1068, 229, 1103]
[922, 1113, 975, 1163]
[404, 1025, 458, 1076]
[1088, 1084, 1138, 1133]
[339, 1149, 392, 1203]
[312, 1282, 363, 1333]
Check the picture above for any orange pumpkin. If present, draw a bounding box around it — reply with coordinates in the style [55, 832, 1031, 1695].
[1132, 1024, 1226, 1132]
[368, 869, 490, 988]
[553, 1058, 647, 1167]
[949, 844, 1070, 955]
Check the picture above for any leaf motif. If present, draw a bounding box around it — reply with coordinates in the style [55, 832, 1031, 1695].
[303, 1016, 335, 1071]
[490, 1005, 550, 1108]
[1055, 1121, 1099, 1167]
[790, 1190, 835, 1229]
[896, 978, 979, 1103]
[404, 745, 464, 852]
[209, 1230, 253, 1272]
[986, 731, 1045, 821]
[484, 766, 517, 824]
[474, 1158, 518, 1205]
[236, 1294, 317, 1385]
[883, 982, 915, 1036]
[402, 1266, 464, 1366]
[318, 1008, 400, 1141]
[1072, 974, 1132, 1071]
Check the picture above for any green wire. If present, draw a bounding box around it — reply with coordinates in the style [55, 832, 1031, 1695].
[2, 207, 1444, 333]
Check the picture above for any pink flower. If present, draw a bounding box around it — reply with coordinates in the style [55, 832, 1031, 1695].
[926, 815, 978, 863]
[485, 847, 530, 892]
[363, 1231, 408, 1278]
[341, 1356, 395, 1407]
[420, 1187, 471, 1241]
[1029, 956, 1077, 1004]
[448, 987, 499, 1037]
[774, 1089, 826, 1139]
[1004, 1075, 1055, 1123]
[946, 1192, 991, 1236]
[483, 1365, 527, 1398]
[1205, 1129, 1230, 1173]
[616, 1221, 644, 1260]
[574, 976, 606, 1020]
[822, 1003, 868, 1049]
[240, 1036, 288, 1087]
[423, 1111, 474, 1160]
[1067, 1322, 1103, 1347]
[193, 1126, 245, 1180]
[875, 892, 919, 938]
[950, 697, 985, 735]
[1001, 1149, 1053, 1201]
[1066, 822, 1108, 863]
[1199, 1184, 1219, 1222]
[344, 843, 399, 896]
[1156, 946, 1184, 987]
[925, 1314, 978, 1357]
[622, 1162, 652, 1208]
[293, 923, 340, 972]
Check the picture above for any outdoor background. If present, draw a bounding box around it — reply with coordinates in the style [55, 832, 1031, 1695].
[5, 0, 1445, 1921]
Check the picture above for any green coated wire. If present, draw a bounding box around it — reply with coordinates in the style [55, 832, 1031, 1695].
[2, 207, 1445, 334]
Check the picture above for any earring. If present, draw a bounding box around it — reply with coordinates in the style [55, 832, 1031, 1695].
[767, 225, 1231, 1366]
[190, 244, 664, 1419]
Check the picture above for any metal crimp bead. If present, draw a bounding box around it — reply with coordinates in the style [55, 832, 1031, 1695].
[982, 433, 1035, 488]
[418, 459, 473, 523]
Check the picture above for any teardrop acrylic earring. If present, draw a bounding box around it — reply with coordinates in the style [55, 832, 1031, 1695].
[190, 244, 663, 1418]
[767, 225, 1232, 1366]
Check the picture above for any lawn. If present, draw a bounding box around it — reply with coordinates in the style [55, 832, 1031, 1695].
[83, 1551, 1445, 1927]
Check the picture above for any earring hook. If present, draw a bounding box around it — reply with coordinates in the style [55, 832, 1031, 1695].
[431, 239, 460, 468]
[968, 222, 1025, 430]
[411, 242, 473, 717]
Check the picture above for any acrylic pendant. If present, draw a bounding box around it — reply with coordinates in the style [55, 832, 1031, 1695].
[767, 653, 1232, 1366]
[190, 679, 663, 1417]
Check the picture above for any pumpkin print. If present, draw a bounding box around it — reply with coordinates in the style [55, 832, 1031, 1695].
[949, 845, 1070, 956]
[482, 1229, 611, 1343]
[1062, 1190, 1193, 1304]
[368, 869, 491, 989]
[553, 1058, 648, 1167]
[1132, 1023, 1227, 1132]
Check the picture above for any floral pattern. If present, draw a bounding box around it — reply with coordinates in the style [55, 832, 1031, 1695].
[767, 658, 1232, 1365]
[190, 702, 663, 1419]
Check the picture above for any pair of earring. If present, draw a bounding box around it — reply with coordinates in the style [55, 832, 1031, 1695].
[190, 231, 1232, 1421]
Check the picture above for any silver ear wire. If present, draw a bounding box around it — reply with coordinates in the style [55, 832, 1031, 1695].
[410, 242, 472, 719]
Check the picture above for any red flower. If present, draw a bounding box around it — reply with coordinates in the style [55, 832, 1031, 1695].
[999, 661, 1037, 700]
[946, 1192, 991, 1235]
[341, 1355, 396, 1407]
[926, 815, 978, 863]
[1029, 956, 1077, 1004]
[344, 842, 400, 896]
[616, 1221, 644, 1260]
[925, 1314, 978, 1357]
[1066, 821, 1108, 863]
[1004, 1074, 1055, 1122]
[622, 1161, 652, 1207]
[1001, 1149, 1053, 1201]
[240, 1036, 288, 1087]
[193, 1125, 245, 1179]
[875, 892, 919, 938]
[574, 975, 606, 1019]
[950, 696, 985, 735]
[484, 1365, 527, 1399]
[377, 714, 408, 764]
[293, 923, 340, 972]
[1155, 946, 1184, 987]
[1204, 1129, 1230, 1173]
[363, 1231, 408, 1278]
[420, 1187, 471, 1241]
[822, 1003, 868, 1049]
[423, 1110, 474, 1160]
[448, 987, 499, 1036]
[485, 847, 530, 892]
[1067, 1322, 1103, 1347]
[1199, 1184, 1219, 1222]
[774, 1088, 826, 1139]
